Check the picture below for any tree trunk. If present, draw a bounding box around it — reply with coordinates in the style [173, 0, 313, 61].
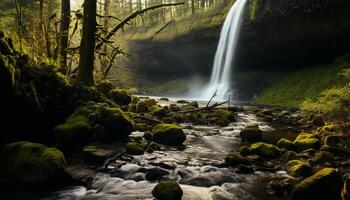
[59, 0, 71, 72]
[76, 0, 97, 86]
[191, 0, 195, 14]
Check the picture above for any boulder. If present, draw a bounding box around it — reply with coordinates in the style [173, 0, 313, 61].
[83, 144, 113, 164]
[152, 124, 186, 146]
[250, 142, 280, 159]
[126, 142, 145, 155]
[95, 80, 114, 95]
[108, 89, 132, 106]
[143, 131, 154, 141]
[214, 109, 236, 126]
[277, 138, 294, 150]
[145, 168, 169, 181]
[225, 152, 247, 167]
[325, 135, 350, 151]
[293, 133, 320, 151]
[286, 160, 312, 177]
[292, 168, 343, 200]
[137, 101, 149, 113]
[240, 125, 262, 142]
[0, 142, 70, 187]
[54, 102, 134, 151]
[282, 151, 298, 161]
[152, 181, 183, 200]
[311, 151, 335, 166]
[53, 115, 93, 152]
[144, 99, 157, 106]
[153, 107, 168, 117]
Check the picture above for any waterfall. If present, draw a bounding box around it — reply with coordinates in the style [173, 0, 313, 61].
[201, 0, 248, 100]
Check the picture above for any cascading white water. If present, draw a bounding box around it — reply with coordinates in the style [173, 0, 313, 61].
[202, 0, 248, 100]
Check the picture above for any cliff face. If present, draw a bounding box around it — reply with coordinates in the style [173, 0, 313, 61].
[125, 0, 350, 78]
[237, 0, 350, 68]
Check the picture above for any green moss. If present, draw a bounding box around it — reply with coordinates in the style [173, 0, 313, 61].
[250, 142, 280, 159]
[240, 125, 262, 142]
[54, 102, 134, 152]
[0, 142, 69, 187]
[144, 99, 157, 107]
[53, 115, 93, 152]
[283, 151, 298, 160]
[277, 138, 294, 150]
[152, 124, 186, 146]
[108, 89, 131, 106]
[215, 109, 235, 126]
[137, 101, 149, 113]
[293, 133, 321, 151]
[292, 168, 342, 200]
[311, 151, 335, 165]
[152, 181, 183, 200]
[287, 160, 312, 177]
[126, 142, 145, 155]
[249, 0, 260, 21]
[225, 152, 247, 167]
[256, 63, 348, 107]
[147, 141, 161, 151]
[153, 107, 168, 117]
[95, 80, 114, 95]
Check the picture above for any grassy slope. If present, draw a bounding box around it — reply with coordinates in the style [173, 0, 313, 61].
[255, 63, 349, 107]
[125, 1, 234, 41]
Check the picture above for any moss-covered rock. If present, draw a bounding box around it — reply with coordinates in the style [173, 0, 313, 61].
[136, 101, 149, 113]
[239, 145, 251, 156]
[311, 151, 335, 166]
[176, 100, 188, 104]
[277, 138, 294, 150]
[292, 168, 343, 200]
[283, 151, 298, 160]
[287, 160, 312, 177]
[143, 131, 153, 141]
[108, 89, 131, 106]
[225, 152, 247, 167]
[144, 99, 157, 107]
[214, 109, 236, 126]
[293, 133, 320, 151]
[152, 181, 183, 200]
[126, 142, 145, 155]
[240, 125, 262, 142]
[250, 142, 280, 159]
[324, 135, 350, 151]
[0, 142, 70, 187]
[152, 124, 186, 146]
[53, 115, 93, 152]
[153, 107, 168, 117]
[54, 102, 134, 151]
[147, 141, 161, 151]
[159, 97, 169, 101]
[135, 123, 152, 132]
[83, 144, 113, 164]
[187, 101, 199, 108]
[95, 80, 114, 95]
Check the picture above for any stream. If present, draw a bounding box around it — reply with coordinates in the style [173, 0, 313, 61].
[43, 98, 289, 200]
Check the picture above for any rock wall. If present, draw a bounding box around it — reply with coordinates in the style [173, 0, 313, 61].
[125, 0, 350, 78]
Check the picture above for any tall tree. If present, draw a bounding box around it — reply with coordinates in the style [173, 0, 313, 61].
[76, 0, 97, 86]
[59, 0, 70, 71]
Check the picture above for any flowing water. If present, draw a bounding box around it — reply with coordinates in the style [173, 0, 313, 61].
[201, 0, 248, 100]
[42, 100, 288, 200]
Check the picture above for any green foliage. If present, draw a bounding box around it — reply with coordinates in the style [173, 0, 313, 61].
[256, 63, 348, 107]
[301, 84, 350, 120]
[128, 0, 235, 41]
[249, 0, 260, 21]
